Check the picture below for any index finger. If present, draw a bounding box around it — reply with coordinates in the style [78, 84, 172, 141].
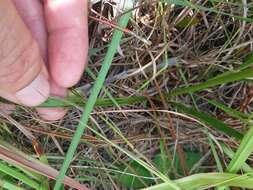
[44, 0, 89, 88]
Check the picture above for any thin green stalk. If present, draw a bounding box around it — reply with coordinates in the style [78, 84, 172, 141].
[177, 66, 198, 110]
[171, 102, 243, 140]
[227, 126, 253, 173]
[53, 2, 134, 190]
[0, 179, 28, 190]
[0, 162, 39, 189]
[207, 135, 229, 190]
[85, 67, 124, 112]
[41, 66, 253, 109]
[168, 68, 253, 97]
[207, 135, 223, 172]
[221, 143, 253, 173]
[144, 173, 253, 190]
[204, 98, 249, 121]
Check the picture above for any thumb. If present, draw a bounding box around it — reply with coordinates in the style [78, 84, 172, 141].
[0, 0, 49, 106]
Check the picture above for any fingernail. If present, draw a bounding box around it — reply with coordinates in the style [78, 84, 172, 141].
[15, 73, 50, 106]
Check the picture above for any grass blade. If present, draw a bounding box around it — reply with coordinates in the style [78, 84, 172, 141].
[40, 95, 145, 108]
[144, 173, 253, 190]
[221, 143, 253, 173]
[204, 98, 249, 121]
[0, 162, 39, 189]
[207, 134, 223, 172]
[227, 126, 253, 173]
[0, 145, 86, 190]
[53, 2, 134, 190]
[0, 179, 28, 190]
[171, 102, 243, 140]
[168, 67, 253, 97]
[40, 67, 253, 109]
[41, 99, 245, 142]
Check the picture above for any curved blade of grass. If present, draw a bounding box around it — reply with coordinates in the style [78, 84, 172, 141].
[203, 98, 249, 121]
[208, 136, 229, 190]
[168, 67, 253, 97]
[37, 155, 50, 190]
[144, 173, 253, 190]
[171, 102, 243, 140]
[227, 126, 253, 173]
[53, 2, 134, 190]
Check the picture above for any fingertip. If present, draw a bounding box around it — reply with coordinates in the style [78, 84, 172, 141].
[49, 30, 88, 88]
[37, 107, 67, 121]
[37, 79, 68, 121]
[51, 61, 85, 88]
[45, 0, 89, 88]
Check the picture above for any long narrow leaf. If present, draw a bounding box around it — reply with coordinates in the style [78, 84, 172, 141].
[204, 98, 249, 121]
[227, 126, 253, 173]
[168, 68, 253, 97]
[144, 173, 253, 190]
[40, 67, 253, 109]
[221, 143, 253, 173]
[0, 146, 87, 190]
[0, 179, 28, 190]
[171, 102, 243, 140]
[53, 2, 134, 190]
[0, 162, 39, 189]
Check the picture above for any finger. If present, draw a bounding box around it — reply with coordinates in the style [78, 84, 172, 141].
[12, 0, 47, 60]
[13, 0, 68, 120]
[44, 0, 89, 88]
[36, 79, 68, 121]
[0, 104, 16, 115]
[0, 0, 49, 106]
[37, 80, 68, 121]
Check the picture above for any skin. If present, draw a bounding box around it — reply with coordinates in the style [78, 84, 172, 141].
[0, 0, 88, 120]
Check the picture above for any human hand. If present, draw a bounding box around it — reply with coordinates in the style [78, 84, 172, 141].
[0, 0, 88, 120]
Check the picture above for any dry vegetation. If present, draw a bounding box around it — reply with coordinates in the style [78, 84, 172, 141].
[1, 0, 253, 189]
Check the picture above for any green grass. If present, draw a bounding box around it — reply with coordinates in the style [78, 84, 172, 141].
[37, 49, 253, 189]
[53, 2, 136, 189]
[226, 126, 253, 173]
[2, 0, 253, 190]
[144, 173, 253, 190]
